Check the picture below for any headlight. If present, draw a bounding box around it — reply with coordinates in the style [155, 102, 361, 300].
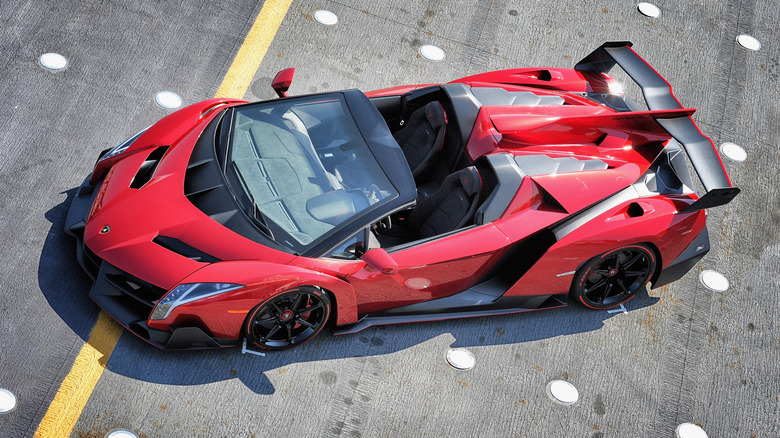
[98, 127, 149, 163]
[150, 283, 244, 321]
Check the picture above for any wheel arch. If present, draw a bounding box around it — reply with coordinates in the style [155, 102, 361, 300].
[166, 260, 359, 339]
[642, 241, 663, 287]
[569, 242, 658, 309]
[241, 270, 359, 327]
[570, 240, 663, 283]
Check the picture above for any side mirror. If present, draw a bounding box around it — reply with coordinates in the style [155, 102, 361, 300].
[360, 248, 398, 275]
[271, 68, 295, 98]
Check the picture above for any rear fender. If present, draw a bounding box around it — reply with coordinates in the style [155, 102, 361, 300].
[504, 195, 705, 297]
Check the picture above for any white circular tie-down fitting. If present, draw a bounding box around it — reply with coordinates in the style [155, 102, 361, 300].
[419, 45, 446, 62]
[637, 3, 661, 18]
[314, 10, 338, 26]
[736, 34, 761, 51]
[105, 429, 139, 438]
[546, 380, 579, 405]
[446, 348, 475, 370]
[720, 142, 747, 162]
[0, 388, 17, 414]
[155, 91, 182, 109]
[39, 52, 68, 71]
[676, 423, 708, 438]
[699, 270, 729, 292]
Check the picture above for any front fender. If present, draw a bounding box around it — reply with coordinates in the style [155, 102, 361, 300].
[90, 98, 246, 183]
[148, 261, 358, 339]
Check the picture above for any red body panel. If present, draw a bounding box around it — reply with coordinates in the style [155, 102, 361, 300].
[147, 261, 358, 338]
[70, 43, 736, 349]
[451, 68, 592, 92]
[531, 163, 640, 214]
[90, 98, 245, 184]
[506, 197, 705, 297]
[347, 224, 510, 314]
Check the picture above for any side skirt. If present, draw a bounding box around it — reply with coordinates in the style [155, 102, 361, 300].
[333, 281, 567, 335]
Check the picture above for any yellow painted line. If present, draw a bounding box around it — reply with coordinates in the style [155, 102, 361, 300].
[215, 0, 294, 99]
[34, 312, 122, 438]
[34, 1, 292, 436]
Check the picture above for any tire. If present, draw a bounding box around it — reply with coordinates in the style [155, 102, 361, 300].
[571, 244, 656, 309]
[244, 286, 331, 350]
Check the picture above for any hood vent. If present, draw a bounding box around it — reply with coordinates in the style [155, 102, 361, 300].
[131, 146, 169, 189]
[153, 235, 220, 263]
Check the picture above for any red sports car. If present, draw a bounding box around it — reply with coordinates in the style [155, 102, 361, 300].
[65, 42, 739, 350]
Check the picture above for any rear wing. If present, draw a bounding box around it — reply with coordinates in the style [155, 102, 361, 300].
[575, 42, 740, 212]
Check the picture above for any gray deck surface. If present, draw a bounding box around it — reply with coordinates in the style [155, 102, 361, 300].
[0, 1, 777, 437]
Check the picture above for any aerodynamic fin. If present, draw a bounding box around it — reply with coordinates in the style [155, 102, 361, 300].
[575, 42, 740, 211]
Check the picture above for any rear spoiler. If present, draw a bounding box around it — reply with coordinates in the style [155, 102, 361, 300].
[575, 42, 740, 212]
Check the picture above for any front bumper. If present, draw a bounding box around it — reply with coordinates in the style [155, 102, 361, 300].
[65, 175, 238, 349]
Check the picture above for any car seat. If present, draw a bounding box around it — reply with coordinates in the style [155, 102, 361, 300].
[406, 166, 482, 239]
[393, 101, 447, 180]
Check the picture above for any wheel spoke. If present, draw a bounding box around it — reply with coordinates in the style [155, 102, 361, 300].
[600, 282, 614, 302]
[585, 278, 607, 294]
[253, 316, 277, 326]
[298, 302, 324, 314]
[290, 293, 306, 312]
[260, 323, 281, 342]
[296, 317, 316, 329]
[271, 301, 285, 315]
[622, 254, 643, 269]
[623, 270, 645, 277]
[616, 279, 629, 294]
[285, 323, 293, 342]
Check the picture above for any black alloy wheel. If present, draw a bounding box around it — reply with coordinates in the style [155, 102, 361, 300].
[571, 244, 656, 309]
[245, 287, 331, 350]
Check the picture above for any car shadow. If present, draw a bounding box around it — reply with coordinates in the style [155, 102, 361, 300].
[41, 191, 659, 395]
[39, 189, 103, 341]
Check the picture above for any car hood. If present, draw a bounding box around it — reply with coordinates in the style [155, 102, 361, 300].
[85, 104, 296, 290]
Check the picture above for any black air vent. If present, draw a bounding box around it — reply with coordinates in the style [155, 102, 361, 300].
[131, 146, 169, 189]
[476, 228, 557, 289]
[103, 269, 167, 308]
[153, 236, 220, 263]
[539, 186, 566, 212]
[627, 202, 644, 218]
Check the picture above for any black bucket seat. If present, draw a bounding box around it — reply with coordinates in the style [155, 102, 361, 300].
[393, 101, 447, 180]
